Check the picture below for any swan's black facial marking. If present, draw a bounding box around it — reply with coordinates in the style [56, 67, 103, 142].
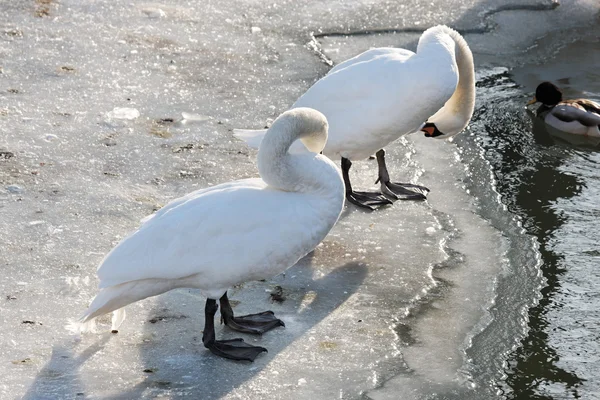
[421, 122, 444, 138]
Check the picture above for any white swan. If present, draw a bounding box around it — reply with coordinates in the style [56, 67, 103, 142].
[527, 82, 600, 137]
[234, 25, 475, 210]
[81, 108, 345, 362]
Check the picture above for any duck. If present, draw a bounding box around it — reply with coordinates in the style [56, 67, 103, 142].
[527, 81, 600, 137]
[80, 108, 345, 362]
[234, 25, 475, 210]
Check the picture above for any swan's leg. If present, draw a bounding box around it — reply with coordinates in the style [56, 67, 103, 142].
[375, 149, 429, 200]
[341, 157, 393, 211]
[202, 298, 267, 362]
[219, 292, 284, 334]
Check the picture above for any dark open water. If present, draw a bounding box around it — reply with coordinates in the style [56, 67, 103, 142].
[465, 36, 600, 399]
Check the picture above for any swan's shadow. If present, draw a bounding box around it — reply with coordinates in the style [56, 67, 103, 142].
[21, 337, 110, 400]
[24, 260, 367, 399]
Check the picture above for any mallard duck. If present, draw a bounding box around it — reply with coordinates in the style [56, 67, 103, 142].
[235, 25, 475, 210]
[527, 82, 600, 137]
[81, 108, 345, 362]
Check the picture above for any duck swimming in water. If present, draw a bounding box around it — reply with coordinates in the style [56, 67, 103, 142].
[527, 81, 600, 137]
[235, 25, 476, 210]
[81, 108, 345, 362]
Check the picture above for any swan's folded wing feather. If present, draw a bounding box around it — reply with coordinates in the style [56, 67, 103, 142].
[140, 179, 257, 224]
[328, 47, 414, 75]
[97, 181, 320, 289]
[230, 50, 415, 152]
[295, 50, 417, 109]
[293, 51, 457, 147]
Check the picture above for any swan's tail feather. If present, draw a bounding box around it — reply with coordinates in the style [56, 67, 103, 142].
[111, 308, 127, 331]
[234, 127, 311, 154]
[79, 279, 175, 332]
[76, 317, 97, 333]
[233, 128, 268, 150]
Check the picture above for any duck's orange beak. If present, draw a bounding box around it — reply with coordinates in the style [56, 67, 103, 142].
[526, 96, 538, 106]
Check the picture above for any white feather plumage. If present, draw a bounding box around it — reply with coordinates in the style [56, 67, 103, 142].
[81, 108, 344, 330]
[234, 25, 475, 161]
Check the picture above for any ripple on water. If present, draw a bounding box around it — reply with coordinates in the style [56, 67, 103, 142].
[477, 37, 600, 399]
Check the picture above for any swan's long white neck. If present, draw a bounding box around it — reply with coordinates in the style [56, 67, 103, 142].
[257, 108, 343, 196]
[418, 26, 475, 136]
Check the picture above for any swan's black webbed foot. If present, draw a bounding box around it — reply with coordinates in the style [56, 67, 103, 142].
[220, 293, 285, 334]
[346, 190, 393, 210]
[341, 156, 393, 211]
[204, 338, 267, 362]
[223, 311, 285, 334]
[375, 149, 429, 201]
[380, 181, 429, 200]
[203, 298, 268, 362]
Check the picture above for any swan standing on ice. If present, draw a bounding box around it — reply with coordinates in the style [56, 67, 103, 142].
[81, 108, 345, 362]
[235, 25, 475, 210]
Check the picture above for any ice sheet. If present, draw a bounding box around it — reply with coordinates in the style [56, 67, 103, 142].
[0, 0, 595, 399]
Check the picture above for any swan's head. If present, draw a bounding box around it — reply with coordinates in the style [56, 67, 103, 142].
[286, 107, 329, 154]
[258, 108, 336, 194]
[420, 112, 470, 139]
[527, 82, 562, 107]
[419, 26, 475, 141]
[258, 107, 328, 169]
[421, 122, 444, 138]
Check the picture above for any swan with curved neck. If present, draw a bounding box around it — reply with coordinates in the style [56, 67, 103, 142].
[420, 26, 476, 138]
[234, 25, 475, 210]
[81, 108, 344, 362]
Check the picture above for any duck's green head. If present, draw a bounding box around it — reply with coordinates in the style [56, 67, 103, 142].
[528, 82, 563, 106]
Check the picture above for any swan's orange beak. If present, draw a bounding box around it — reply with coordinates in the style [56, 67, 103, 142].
[421, 125, 435, 137]
[526, 97, 538, 106]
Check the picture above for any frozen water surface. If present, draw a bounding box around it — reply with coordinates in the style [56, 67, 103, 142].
[0, 0, 598, 399]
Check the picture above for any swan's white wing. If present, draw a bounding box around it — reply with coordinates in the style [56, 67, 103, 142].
[328, 47, 415, 75]
[139, 180, 251, 225]
[97, 179, 327, 292]
[233, 48, 414, 152]
[293, 51, 457, 159]
[235, 46, 457, 160]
